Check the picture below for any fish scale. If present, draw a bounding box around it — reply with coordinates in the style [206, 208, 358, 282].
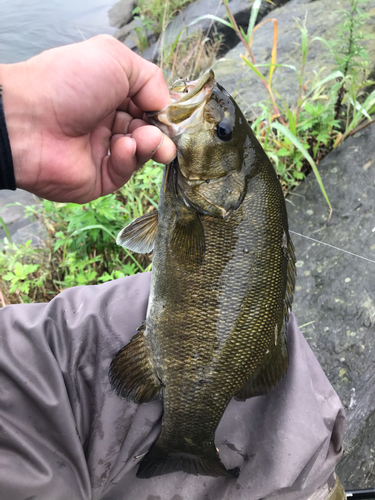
[110, 69, 296, 479]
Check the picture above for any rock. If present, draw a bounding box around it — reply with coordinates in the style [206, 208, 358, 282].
[0, 189, 46, 248]
[11, 221, 47, 248]
[108, 0, 136, 29]
[141, 0, 289, 62]
[112, 15, 158, 52]
[213, 0, 375, 117]
[113, 18, 142, 49]
[0, 189, 37, 241]
[286, 123, 375, 489]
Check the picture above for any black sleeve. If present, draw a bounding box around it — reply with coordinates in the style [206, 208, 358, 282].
[0, 274, 345, 500]
[0, 86, 16, 191]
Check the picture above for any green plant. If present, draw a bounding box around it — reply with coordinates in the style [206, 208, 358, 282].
[0, 161, 164, 305]
[335, 0, 371, 76]
[133, 0, 195, 53]
[166, 31, 222, 83]
[315, 0, 375, 143]
[3, 260, 42, 296]
[338, 84, 375, 142]
[0, 238, 49, 303]
[0, 216, 12, 241]
[331, 0, 372, 91]
[133, 7, 155, 53]
[241, 14, 337, 209]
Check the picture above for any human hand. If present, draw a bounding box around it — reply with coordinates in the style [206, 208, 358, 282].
[0, 35, 176, 203]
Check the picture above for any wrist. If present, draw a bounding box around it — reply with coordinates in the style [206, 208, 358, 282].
[0, 62, 40, 192]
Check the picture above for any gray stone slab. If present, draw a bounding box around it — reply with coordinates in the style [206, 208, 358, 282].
[0, 189, 38, 240]
[108, 0, 135, 28]
[11, 221, 47, 248]
[113, 18, 143, 50]
[286, 123, 375, 489]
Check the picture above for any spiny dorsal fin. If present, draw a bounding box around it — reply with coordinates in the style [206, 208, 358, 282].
[109, 324, 162, 404]
[171, 210, 205, 265]
[116, 210, 158, 254]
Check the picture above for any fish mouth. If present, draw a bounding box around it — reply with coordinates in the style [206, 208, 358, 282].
[169, 69, 215, 104]
[147, 69, 216, 137]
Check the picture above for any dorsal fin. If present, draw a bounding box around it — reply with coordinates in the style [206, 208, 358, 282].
[285, 232, 297, 318]
[116, 210, 158, 254]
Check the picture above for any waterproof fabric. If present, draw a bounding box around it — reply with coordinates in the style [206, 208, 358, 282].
[0, 273, 345, 500]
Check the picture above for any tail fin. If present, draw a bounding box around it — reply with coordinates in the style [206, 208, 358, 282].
[136, 441, 240, 479]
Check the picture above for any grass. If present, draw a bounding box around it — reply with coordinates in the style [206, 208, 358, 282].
[132, 0, 197, 53]
[165, 31, 223, 84]
[134, 0, 195, 39]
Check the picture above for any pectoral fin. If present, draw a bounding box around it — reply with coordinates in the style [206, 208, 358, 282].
[171, 210, 205, 265]
[116, 210, 158, 254]
[109, 324, 162, 404]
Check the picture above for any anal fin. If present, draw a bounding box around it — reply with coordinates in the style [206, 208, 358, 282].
[235, 329, 288, 401]
[109, 324, 162, 404]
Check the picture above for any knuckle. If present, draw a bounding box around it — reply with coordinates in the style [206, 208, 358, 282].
[91, 33, 118, 48]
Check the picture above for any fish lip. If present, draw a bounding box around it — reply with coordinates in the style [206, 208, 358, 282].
[146, 69, 216, 136]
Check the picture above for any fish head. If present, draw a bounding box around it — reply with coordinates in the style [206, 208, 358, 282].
[148, 70, 260, 218]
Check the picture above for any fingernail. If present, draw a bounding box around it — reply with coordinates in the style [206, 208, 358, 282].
[124, 135, 136, 157]
[130, 137, 136, 157]
[151, 135, 164, 156]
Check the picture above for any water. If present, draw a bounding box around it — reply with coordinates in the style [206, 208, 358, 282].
[0, 0, 116, 64]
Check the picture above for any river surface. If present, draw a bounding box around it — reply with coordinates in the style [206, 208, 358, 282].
[0, 0, 116, 64]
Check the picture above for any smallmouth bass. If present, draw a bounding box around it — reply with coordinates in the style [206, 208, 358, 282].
[109, 69, 296, 479]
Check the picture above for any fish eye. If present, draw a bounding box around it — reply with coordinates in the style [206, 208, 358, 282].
[215, 121, 233, 142]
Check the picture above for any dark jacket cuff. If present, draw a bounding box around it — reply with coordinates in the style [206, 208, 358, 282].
[0, 86, 16, 191]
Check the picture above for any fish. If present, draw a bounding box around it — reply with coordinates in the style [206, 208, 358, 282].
[109, 69, 296, 479]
